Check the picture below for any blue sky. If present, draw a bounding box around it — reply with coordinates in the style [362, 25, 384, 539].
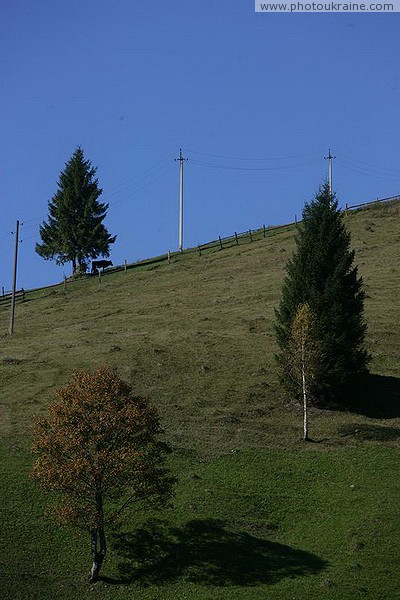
[1, 1, 399, 290]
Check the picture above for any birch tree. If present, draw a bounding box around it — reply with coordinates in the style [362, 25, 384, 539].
[31, 366, 175, 582]
[288, 303, 320, 441]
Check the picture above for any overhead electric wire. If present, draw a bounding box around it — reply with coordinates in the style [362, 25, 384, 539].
[15, 159, 174, 235]
[21, 234, 40, 243]
[337, 159, 400, 182]
[190, 158, 322, 171]
[110, 164, 175, 207]
[341, 153, 400, 175]
[22, 215, 47, 225]
[0, 232, 12, 244]
[106, 162, 172, 201]
[105, 157, 171, 196]
[0, 247, 12, 259]
[186, 148, 323, 161]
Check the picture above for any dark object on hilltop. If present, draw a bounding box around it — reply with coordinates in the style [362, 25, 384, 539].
[31, 366, 175, 583]
[92, 259, 113, 273]
[275, 182, 369, 407]
[36, 147, 116, 276]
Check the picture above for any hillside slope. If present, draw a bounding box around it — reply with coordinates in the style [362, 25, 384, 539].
[1, 200, 399, 449]
[0, 200, 399, 600]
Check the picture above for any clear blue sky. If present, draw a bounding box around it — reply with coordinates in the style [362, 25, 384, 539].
[1, 1, 399, 290]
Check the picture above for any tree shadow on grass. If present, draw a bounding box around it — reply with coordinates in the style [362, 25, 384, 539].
[338, 422, 400, 441]
[110, 518, 328, 587]
[348, 374, 400, 419]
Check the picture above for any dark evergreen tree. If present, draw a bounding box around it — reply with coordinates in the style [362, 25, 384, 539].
[36, 147, 116, 275]
[275, 182, 369, 405]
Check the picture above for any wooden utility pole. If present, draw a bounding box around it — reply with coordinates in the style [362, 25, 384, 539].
[175, 149, 188, 252]
[8, 219, 20, 336]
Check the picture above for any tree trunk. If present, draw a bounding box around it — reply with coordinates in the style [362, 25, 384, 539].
[301, 341, 309, 441]
[89, 487, 106, 582]
[89, 527, 107, 582]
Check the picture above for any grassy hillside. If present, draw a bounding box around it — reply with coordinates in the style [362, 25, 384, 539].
[1, 200, 399, 599]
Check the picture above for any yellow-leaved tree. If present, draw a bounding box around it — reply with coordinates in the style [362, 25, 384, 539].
[288, 303, 321, 441]
[31, 366, 175, 582]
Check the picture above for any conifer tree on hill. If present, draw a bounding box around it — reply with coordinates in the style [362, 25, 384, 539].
[36, 147, 116, 275]
[275, 182, 369, 406]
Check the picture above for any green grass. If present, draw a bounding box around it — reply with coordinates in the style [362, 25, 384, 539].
[0, 200, 399, 599]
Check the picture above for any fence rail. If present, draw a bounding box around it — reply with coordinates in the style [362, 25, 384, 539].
[0, 288, 25, 305]
[344, 194, 400, 211]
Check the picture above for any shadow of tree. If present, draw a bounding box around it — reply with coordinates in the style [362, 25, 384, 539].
[338, 422, 400, 441]
[110, 519, 328, 587]
[348, 374, 400, 418]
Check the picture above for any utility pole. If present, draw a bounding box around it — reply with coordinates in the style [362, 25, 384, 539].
[8, 219, 20, 336]
[175, 149, 188, 252]
[324, 148, 336, 197]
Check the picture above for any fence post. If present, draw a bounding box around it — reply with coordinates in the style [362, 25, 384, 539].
[263, 225, 266, 238]
[98, 270, 102, 283]
[2, 286, 4, 296]
[219, 236, 223, 250]
[124, 259, 127, 274]
[249, 229, 253, 242]
[168, 250, 171, 264]
[295, 214, 297, 224]
[197, 245, 202, 256]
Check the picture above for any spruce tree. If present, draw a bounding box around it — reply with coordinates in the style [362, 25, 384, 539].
[275, 183, 369, 406]
[36, 147, 116, 275]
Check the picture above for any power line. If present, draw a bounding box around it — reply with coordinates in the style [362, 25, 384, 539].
[0, 248, 12, 259]
[110, 164, 176, 208]
[20, 234, 40, 243]
[341, 153, 400, 175]
[105, 157, 171, 196]
[109, 163, 174, 203]
[0, 232, 12, 244]
[189, 158, 321, 171]
[337, 160, 400, 182]
[186, 148, 323, 161]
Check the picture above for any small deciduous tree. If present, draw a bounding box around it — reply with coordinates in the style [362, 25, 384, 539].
[36, 147, 116, 276]
[31, 366, 175, 582]
[275, 182, 369, 406]
[288, 303, 321, 441]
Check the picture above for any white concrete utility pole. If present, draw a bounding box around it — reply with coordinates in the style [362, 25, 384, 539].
[324, 148, 336, 197]
[175, 149, 188, 252]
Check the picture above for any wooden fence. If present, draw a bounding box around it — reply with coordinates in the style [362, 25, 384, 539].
[0, 288, 25, 305]
[104, 193, 400, 276]
[3, 193, 398, 300]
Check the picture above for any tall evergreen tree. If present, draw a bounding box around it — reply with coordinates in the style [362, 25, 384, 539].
[36, 147, 116, 275]
[275, 183, 369, 405]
